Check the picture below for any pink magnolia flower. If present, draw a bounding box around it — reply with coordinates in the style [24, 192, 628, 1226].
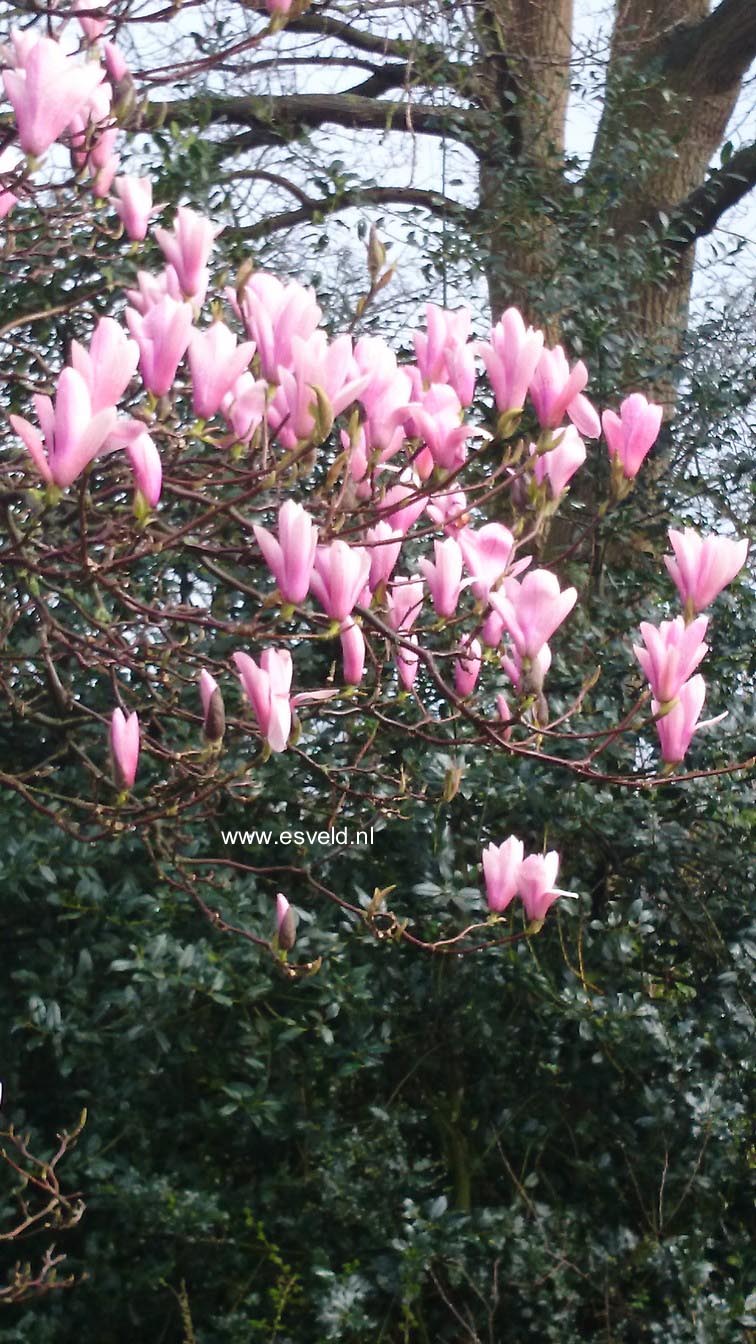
[90, 146, 120, 199]
[414, 303, 476, 406]
[125, 431, 162, 507]
[387, 575, 424, 633]
[103, 40, 129, 83]
[74, 0, 108, 43]
[3, 33, 105, 158]
[664, 528, 749, 616]
[310, 540, 371, 622]
[340, 618, 365, 685]
[224, 373, 268, 443]
[491, 568, 577, 660]
[454, 637, 482, 697]
[477, 308, 544, 416]
[112, 176, 154, 242]
[458, 523, 516, 601]
[0, 148, 20, 220]
[110, 708, 139, 790]
[253, 500, 318, 606]
[531, 424, 586, 498]
[501, 643, 552, 695]
[63, 78, 111, 174]
[188, 322, 256, 418]
[0, 187, 18, 221]
[653, 673, 717, 765]
[267, 0, 294, 13]
[342, 426, 370, 486]
[67, 79, 117, 194]
[125, 267, 182, 315]
[602, 392, 663, 479]
[496, 693, 513, 737]
[10, 367, 116, 488]
[482, 836, 524, 912]
[482, 608, 505, 647]
[529, 346, 600, 437]
[267, 332, 369, 450]
[199, 670, 225, 743]
[357, 359, 415, 451]
[427, 488, 468, 533]
[418, 537, 467, 618]
[381, 474, 427, 534]
[402, 383, 470, 473]
[364, 521, 403, 592]
[633, 615, 708, 704]
[353, 336, 413, 461]
[102, 416, 161, 501]
[518, 851, 577, 923]
[233, 648, 293, 754]
[386, 575, 424, 690]
[154, 207, 219, 302]
[393, 636, 418, 690]
[70, 317, 139, 412]
[275, 892, 297, 950]
[230, 273, 322, 382]
[126, 296, 194, 398]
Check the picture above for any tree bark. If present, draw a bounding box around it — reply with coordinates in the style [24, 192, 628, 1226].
[583, 1, 747, 374]
[476, 0, 574, 331]
[475, 0, 755, 376]
[159, 1, 756, 378]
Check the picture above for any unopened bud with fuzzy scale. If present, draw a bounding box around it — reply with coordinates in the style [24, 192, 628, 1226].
[367, 225, 386, 283]
[496, 408, 523, 440]
[235, 258, 255, 305]
[310, 384, 334, 445]
[442, 765, 463, 802]
[111, 75, 138, 127]
[275, 893, 297, 951]
[199, 670, 225, 743]
[533, 691, 549, 727]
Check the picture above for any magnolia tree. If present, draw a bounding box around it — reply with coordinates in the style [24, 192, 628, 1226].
[0, 8, 750, 988]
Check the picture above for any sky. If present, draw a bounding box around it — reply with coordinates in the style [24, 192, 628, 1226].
[238, 0, 756, 323]
[6, 0, 753, 326]
[565, 1, 756, 314]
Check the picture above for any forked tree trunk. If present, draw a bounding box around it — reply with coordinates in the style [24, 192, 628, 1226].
[476, 0, 750, 389]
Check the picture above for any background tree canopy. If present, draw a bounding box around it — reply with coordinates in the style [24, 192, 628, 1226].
[0, 2, 754, 1342]
[125, 1, 756, 362]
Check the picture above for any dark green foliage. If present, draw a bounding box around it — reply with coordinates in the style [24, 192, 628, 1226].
[2, 611, 754, 1343]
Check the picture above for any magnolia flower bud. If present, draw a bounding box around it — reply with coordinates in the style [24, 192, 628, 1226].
[275, 893, 297, 951]
[110, 708, 139, 791]
[200, 671, 226, 743]
[367, 225, 387, 282]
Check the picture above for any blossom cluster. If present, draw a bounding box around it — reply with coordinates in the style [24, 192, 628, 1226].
[2, 18, 749, 942]
[633, 531, 748, 763]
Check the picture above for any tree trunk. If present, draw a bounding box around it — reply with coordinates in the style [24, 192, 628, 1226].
[477, 0, 574, 336]
[593, 0, 743, 379]
[476, 0, 749, 390]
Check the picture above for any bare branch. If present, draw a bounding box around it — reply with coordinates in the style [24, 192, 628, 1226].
[667, 140, 756, 248]
[347, 64, 411, 98]
[162, 91, 483, 147]
[660, 0, 756, 94]
[0, 1113, 87, 1306]
[284, 11, 449, 66]
[235, 184, 471, 239]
